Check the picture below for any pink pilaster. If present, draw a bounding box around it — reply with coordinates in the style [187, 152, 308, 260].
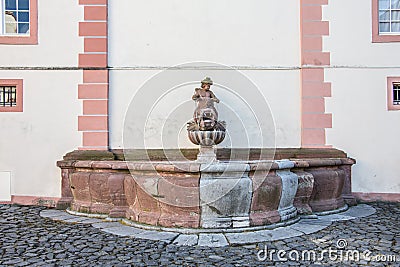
[78, 0, 109, 150]
[300, 0, 332, 147]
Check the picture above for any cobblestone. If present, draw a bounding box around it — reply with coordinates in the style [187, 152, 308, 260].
[0, 202, 399, 266]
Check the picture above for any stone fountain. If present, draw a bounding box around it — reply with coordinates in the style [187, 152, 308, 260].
[57, 77, 356, 231]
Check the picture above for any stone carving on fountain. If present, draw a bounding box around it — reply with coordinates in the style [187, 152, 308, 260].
[187, 77, 226, 163]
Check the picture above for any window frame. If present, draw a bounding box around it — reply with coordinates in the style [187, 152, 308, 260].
[0, 0, 37, 45]
[0, 79, 23, 112]
[387, 77, 400, 110]
[372, 0, 400, 42]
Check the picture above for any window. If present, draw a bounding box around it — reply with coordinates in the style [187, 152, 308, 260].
[0, 79, 23, 112]
[0, 0, 37, 44]
[372, 0, 400, 42]
[0, 86, 17, 106]
[379, 0, 400, 33]
[1, 0, 30, 35]
[387, 77, 400, 110]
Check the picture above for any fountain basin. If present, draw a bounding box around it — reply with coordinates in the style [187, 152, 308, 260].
[188, 130, 225, 146]
[57, 148, 355, 230]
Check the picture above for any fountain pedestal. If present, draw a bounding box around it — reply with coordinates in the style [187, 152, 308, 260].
[200, 163, 252, 228]
[196, 146, 217, 163]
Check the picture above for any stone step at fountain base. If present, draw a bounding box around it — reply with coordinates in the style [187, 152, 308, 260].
[40, 204, 376, 247]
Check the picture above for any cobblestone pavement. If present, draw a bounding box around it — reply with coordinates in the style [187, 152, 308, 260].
[0, 202, 399, 266]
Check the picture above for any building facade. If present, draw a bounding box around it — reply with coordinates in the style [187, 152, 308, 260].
[0, 0, 399, 205]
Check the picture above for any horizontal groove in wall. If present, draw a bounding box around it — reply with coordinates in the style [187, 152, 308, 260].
[0, 66, 399, 71]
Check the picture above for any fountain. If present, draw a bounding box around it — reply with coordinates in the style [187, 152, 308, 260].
[57, 77, 356, 231]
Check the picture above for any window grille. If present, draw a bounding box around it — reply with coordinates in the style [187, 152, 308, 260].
[393, 83, 400, 105]
[0, 85, 17, 107]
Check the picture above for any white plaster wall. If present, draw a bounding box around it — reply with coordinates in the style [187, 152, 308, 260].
[324, 1, 400, 194]
[323, 0, 400, 67]
[0, 0, 82, 67]
[0, 71, 81, 197]
[108, 0, 302, 149]
[325, 69, 400, 194]
[108, 0, 300, 67]
[109, 70, 301, 149]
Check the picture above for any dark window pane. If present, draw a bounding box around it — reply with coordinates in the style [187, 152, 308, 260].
[391, 22, 400, 31]
[18, 23, 29, 34]
[391, 0, 400, 9]
[18, 0, 29, 10]
[18, 11, 29, 22]
[392, 11, 400, 20]
[5, 0, 17, 10]
[380, 10, 390, 21]
[379, 0, 390, 9]
[380, 22, 390, 32]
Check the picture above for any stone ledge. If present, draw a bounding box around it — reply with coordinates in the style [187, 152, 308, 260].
[60, 148, 348, 162]
[57, 158, 353, 171]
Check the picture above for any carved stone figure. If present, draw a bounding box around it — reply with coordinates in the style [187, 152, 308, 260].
[187, 77, 226, 132]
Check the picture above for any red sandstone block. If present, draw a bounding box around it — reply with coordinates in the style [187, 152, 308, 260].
[302, 97, 325, 113]
[78, 116, 108, 131]
[308, 168, 345, 212]
[79, 0, 107, 5]
[79, 22, 107, 37]
[89, 173, 111, 203]
[302, 68, 324, 82]
[84, 38, 107, 53]
[302, 51, 330, 66]
[124, 176, 137, 207]
[302, 113, 332, 128]
[303, 21, 329, 35]
[293, 170, 314, 215]
[158, 174, 200, 208]
[83, 70, 108, 83]
[302, 0, 328, 5]
[78, 147, 108, 150]
[159, 203, 200, 228]
[78, 84, 108, 99]
[111, 162, 128, 170]
[91, 161, 113, 169]
[70, 172, 91, 203]
[79, 54, 107, 68]
[108, 174, 128, 208]
[301, 128, 326, 145]
[83, 132, 108, 147]
[84, 6, 107, 21]
[302, 82, 331, 97]
[302, 36, 322, 51]
[83, 100, 108, 115]
[301, 5, 322, 20]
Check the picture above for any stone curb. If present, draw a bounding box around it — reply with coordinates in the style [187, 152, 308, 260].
[39, 204, 376, 247]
